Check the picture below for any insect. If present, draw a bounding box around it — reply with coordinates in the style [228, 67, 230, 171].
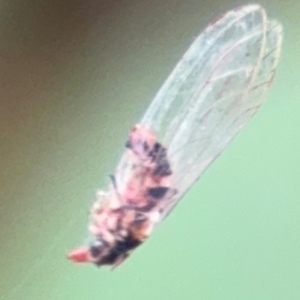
[67, 4, 282, 268]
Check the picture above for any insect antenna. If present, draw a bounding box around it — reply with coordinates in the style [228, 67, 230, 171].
[109, 174, 122, 201]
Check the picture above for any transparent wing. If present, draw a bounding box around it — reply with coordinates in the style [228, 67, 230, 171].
[115, 5, 282, 219]
[139, 5, 283, 219]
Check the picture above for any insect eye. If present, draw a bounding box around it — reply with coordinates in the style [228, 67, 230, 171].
[89, 240, 103, 258]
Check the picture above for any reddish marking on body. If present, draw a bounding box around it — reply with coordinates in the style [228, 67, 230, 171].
[67, 247, 91, 263]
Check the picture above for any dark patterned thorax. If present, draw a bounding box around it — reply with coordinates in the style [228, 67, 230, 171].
[68, 125, 174, 268]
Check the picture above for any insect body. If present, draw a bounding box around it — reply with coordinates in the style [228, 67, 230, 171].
[68, 126, 175, 266]
[67, 4, 282, 268]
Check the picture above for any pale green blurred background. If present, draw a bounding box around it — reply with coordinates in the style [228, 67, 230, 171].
[0, 0, 299, 299]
